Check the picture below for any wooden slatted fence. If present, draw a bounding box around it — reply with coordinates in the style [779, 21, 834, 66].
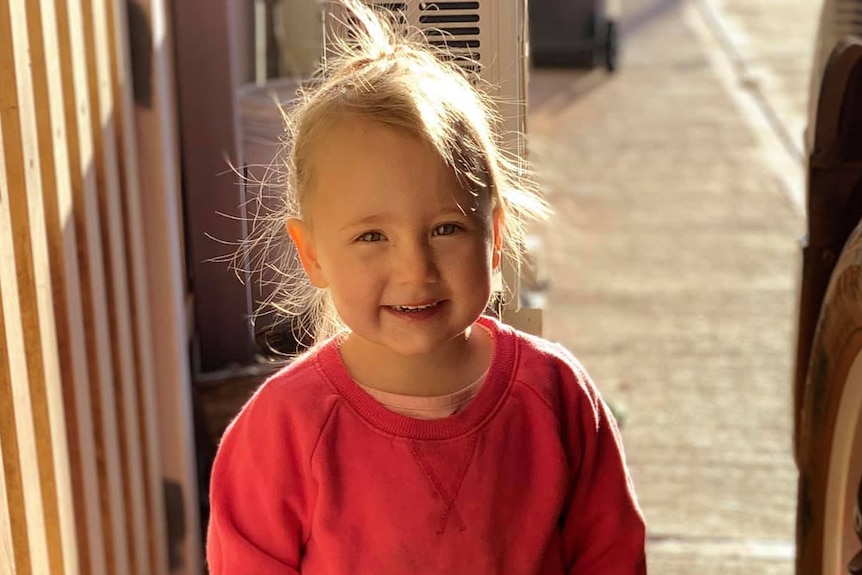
[0, 0, 199, 573]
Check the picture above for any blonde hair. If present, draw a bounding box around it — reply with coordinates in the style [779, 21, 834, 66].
[241, 0, 550, 350]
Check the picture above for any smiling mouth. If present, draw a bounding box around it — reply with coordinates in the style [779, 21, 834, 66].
[388, 301, 441, 313]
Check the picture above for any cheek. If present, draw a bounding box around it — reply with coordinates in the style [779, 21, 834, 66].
[440, 237, 495, 277]
[472, 231, 496, 261]
[328, 280, 377, 326]
[325, 256, 383, 300]
[317, 241, 367, 276]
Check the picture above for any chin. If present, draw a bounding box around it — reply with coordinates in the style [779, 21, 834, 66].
[358, 329, 462, 360]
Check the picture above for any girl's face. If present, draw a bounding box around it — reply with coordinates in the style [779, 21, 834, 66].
[288, 115, 501, 362]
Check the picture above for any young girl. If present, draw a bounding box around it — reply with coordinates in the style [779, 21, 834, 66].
[207, 2, 647, 573]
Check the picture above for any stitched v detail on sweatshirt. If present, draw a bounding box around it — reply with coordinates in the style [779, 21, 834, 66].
[408, 435, 479, 534]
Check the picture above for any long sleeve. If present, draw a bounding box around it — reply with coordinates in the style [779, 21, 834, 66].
[558, 356, 647, 574]
[206, 382, 320, 575]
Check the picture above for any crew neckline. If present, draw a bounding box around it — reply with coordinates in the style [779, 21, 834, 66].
[314, 315, 517, 440]
[357, 366, 489, 419]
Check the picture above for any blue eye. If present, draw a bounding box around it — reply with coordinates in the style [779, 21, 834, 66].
[433, 223, 460, 236]
[357, 231, 384, 242]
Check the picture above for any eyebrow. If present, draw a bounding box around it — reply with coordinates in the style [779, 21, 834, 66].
[338, 206, 476, 232]
[339, 214, 386, 232]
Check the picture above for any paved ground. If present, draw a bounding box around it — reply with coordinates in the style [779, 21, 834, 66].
[526, 0, 820, 572]
[696, 0, 821, 159]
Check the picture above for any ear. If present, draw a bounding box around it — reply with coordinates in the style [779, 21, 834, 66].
[491, 207, 504, 270]
[286, 218, 329, 288]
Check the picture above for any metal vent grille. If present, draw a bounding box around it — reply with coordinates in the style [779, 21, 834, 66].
[328, 0, 513, 92]
[369, 2, 409, 26]
[344, 2, 409, 40]
[418, 1, 482, 77]
[351, 1, 484, 79]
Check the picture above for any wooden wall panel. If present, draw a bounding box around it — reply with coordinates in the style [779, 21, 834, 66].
[0, 101, 36, 575]
[0, 0, 189, 571]
[19, 0, 100, 569]
[0, 1, 60, 572]
[37, 0, 104, 566]
[0, 406, 18, 574]
[131, 1, 203, 573]
[24, 0, 87, 570]
[53, 0, 112, 570]
[68, 0, 132, 569]
[81, 0, 150, 571]
[0, 109, 17, 575]
[106, 0, 170, 571]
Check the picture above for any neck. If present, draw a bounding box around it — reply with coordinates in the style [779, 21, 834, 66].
[340, 325, 493, 397]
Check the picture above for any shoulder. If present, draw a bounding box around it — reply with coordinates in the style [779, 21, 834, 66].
[488, 318, 603, 416]
[207, 345, 340, 545]
[219, 342, 342, 455]
[260, 343, 340, 407]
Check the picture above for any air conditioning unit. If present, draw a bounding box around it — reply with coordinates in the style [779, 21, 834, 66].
[324, 0, 542, 334]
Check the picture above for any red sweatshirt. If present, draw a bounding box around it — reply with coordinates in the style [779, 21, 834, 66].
[207, 316, 647, 574]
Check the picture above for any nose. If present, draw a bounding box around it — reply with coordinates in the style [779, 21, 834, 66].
[393, 238, 440, 285]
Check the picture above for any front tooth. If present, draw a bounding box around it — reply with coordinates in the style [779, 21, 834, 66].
[395, 303, 434, 311]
